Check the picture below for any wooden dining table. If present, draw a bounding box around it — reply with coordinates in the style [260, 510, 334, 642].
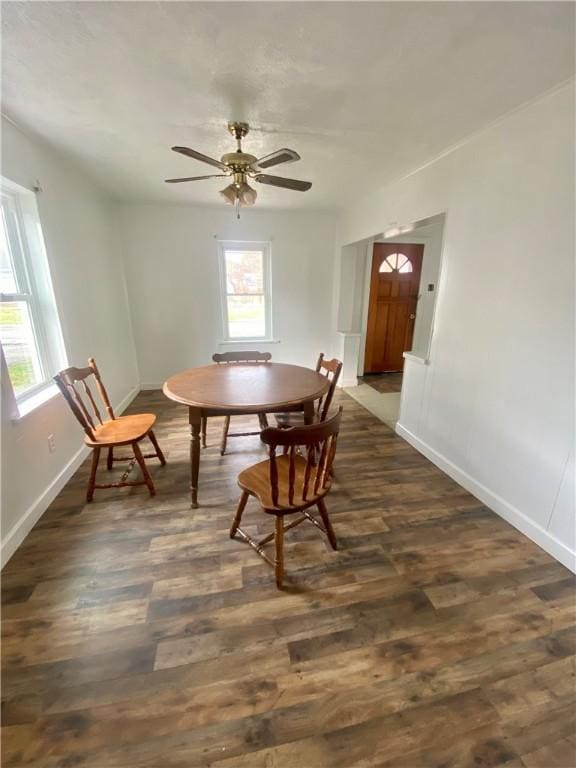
[163, 362, 330, 507]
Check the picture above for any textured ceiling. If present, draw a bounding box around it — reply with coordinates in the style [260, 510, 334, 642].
[2, 2, 574, 210]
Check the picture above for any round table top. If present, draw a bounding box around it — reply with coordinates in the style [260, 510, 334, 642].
[163, 362, 330, 411]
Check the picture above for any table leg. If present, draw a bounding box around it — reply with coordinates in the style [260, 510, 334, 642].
[189, 407, 202, 508]
[303, 399, 315, 425]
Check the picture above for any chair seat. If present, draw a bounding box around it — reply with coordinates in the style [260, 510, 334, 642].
[85, 413, 156, 447]
[238, 454, 328, 512]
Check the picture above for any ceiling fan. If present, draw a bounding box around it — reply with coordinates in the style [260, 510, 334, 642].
[165, 122, 312, 214]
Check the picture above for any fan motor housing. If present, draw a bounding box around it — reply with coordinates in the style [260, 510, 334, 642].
[221, 151, 257, 169]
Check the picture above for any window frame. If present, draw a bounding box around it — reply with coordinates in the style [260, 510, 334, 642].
[217, 240, 273, 342]
[0, 178, 66, 406]
[378, 252, 413, 274]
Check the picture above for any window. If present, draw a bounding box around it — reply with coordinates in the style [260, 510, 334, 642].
[379, 252, 413, 274]
[218, 241, 272, 340]
[0, 178, 66, 406]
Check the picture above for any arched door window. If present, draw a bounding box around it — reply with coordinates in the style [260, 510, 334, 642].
[379, 252, 413, 274]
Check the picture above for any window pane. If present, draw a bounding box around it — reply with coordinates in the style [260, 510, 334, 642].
[0, 203, 18, 293]
[0, 301, 44, 395]
[227, 295, 265, 338]
[225, 250, 263, 294]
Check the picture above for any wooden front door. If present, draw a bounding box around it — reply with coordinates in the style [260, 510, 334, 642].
[364, 243, 423, 373]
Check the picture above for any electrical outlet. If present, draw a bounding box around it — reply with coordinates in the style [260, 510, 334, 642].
[47, 434, 56, 453]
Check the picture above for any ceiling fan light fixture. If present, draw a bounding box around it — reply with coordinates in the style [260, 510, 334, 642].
[167, 122, 311, 211]
[219, 184, 237, 205]
[238, 182, 257, 206]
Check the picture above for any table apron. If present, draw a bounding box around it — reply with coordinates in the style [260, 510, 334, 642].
[188, 402, 313, 421]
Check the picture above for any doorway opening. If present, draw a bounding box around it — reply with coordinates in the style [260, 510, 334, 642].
[364, 242, 424, 374]
[359, 241, 423, 413]
[336, 213, 445, 430]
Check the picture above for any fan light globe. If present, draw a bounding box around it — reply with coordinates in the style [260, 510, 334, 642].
[239, 183, 257, 206]
[219, 184, 237, 205]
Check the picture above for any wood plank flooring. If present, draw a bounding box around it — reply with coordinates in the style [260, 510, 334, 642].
[2, 390, 575, 767]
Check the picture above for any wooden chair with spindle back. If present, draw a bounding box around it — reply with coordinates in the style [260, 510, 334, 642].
[54, 358, 166, 502]
[201, 351, 272, 456]
[274, 353, 343, 429]
[230, 407, 343, 588]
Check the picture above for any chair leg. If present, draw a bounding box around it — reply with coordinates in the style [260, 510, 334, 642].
[317, 498, 338, 551]
[258, 412, 269, 430]
[148, 430, 166, 465]
[220, 415, 231, 456]
[201, 417, 207, 449]
[230, 490, 249, 538]
[106, 447, 114, 471]
[133, 441, 155, 497]
[275, 516, 284, 589]
[87, 447, 101, 503]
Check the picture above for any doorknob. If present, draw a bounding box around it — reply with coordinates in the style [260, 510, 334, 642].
[409, 313, 416, 320]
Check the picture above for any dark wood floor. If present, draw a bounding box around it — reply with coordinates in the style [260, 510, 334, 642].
[358, 372, 403, 393]
[2, 390, 575, 767]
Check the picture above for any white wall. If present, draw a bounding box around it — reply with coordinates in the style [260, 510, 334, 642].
[336, 242, 365, 333]
[337, 83, 576, 571]
[1, 118, 139, 565]
[118, 204, 336, 387]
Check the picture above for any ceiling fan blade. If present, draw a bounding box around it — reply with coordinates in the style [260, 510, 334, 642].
[165, 174, 229, 183]
[171, 146, 229, 171]
[253, 148, 300, 169]
[253, 174, 312, 191]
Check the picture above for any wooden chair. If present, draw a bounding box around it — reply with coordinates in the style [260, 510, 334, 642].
[54, 358, 166, 502]
[201, 351, 272, 456]
[230, 407, 343, 588]
[275, 353, 343, 428]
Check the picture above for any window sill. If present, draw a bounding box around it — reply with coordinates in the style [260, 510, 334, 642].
[217, 338, 281, 345]
[13, 382, 59, 421]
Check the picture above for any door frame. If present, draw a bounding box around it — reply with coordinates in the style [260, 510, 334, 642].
[364, 243, 424, 373]
[356, 214, 447, 377]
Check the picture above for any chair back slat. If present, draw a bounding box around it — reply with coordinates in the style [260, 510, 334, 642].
[269, 445, 279, 507]
[69, 380, 96, 431]
[213, 351, 272, 364]
[313, 439, 330, 495]
[54, 358, 115, 441]
[288, 446, 296, 506]
[89, 357, 115, 420]
[81, 381, 103, 425]
[325, 434, 339, 488]
[53, 375, 96, 440]
[302, 445, 314, 502]
[313, 354, 343, 421]
[260, 408, 343, 508]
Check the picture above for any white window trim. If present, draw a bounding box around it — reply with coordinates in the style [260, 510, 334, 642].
[217, 240, 274, 343]
[1, 177, 67, 414]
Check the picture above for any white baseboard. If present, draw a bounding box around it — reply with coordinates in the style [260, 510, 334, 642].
[395, 422, 576, 574]
[140, 382, 164, 391]
[1, 386, 139, 569]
